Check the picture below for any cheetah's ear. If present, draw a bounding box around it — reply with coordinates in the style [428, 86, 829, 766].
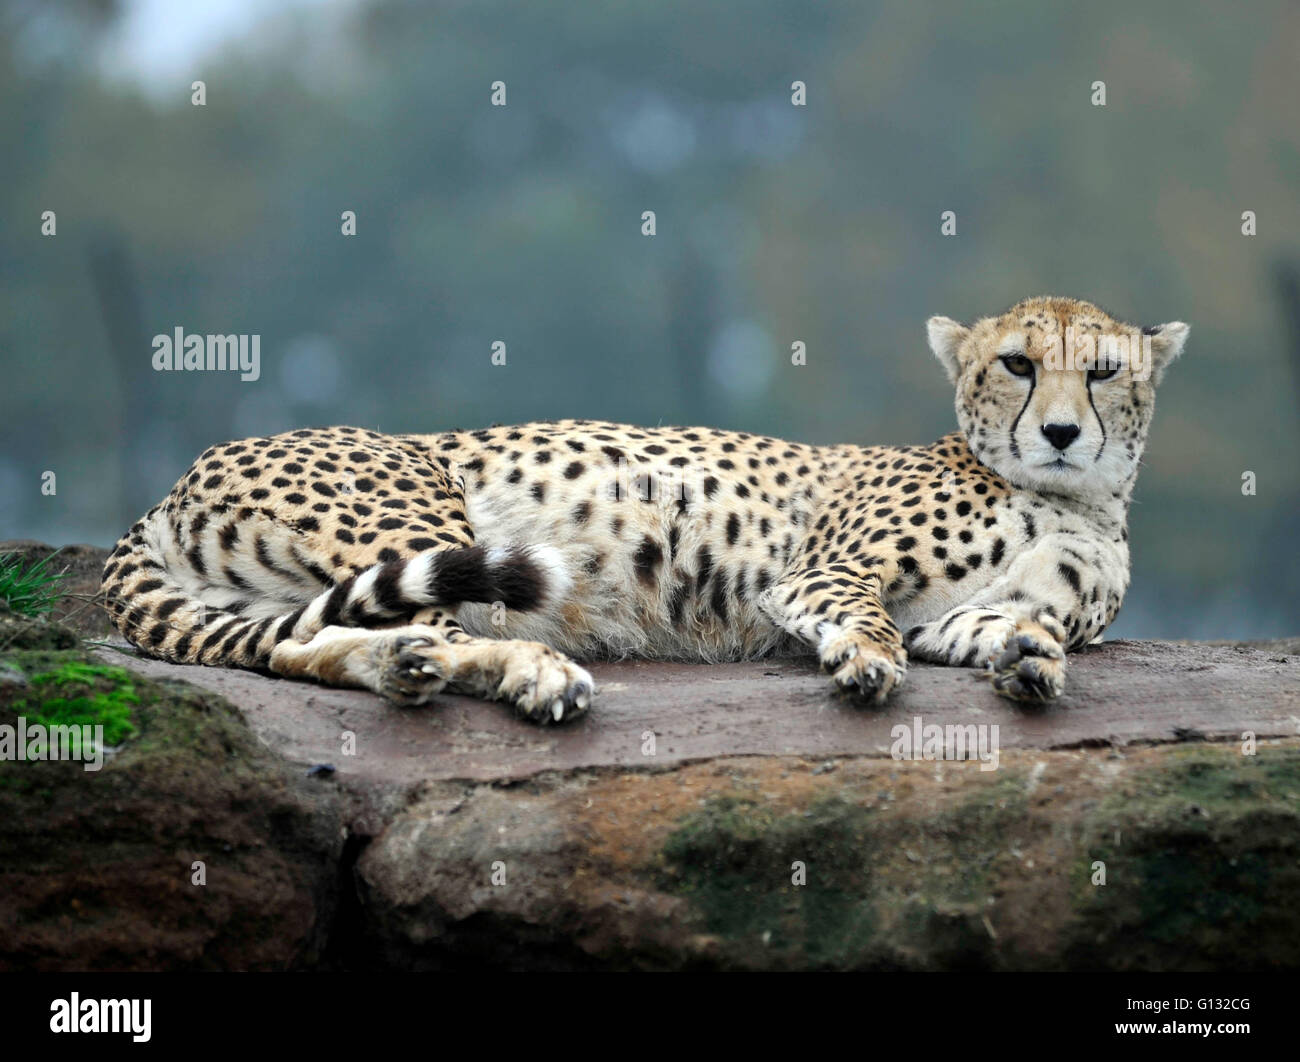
[1144, 322, 1189, 385]
[926, 316, 970, 385]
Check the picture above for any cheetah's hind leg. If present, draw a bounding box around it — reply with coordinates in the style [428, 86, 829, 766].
[268, 623, 594, 723]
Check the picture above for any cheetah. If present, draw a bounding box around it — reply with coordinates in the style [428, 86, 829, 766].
[101, 296, 1187, 723]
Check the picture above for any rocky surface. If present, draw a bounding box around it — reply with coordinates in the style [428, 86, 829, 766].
[106, 640, 1300, 788]
[2, 540, 1299, 970]
[349, 742, 1300, 971]
[0, 617, 343, 971]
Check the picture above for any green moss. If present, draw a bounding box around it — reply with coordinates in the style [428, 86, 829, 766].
[12, 661, 138, 746]
[658, 775, 1031, 969]
[1068, 745, 1300, 970]
[657, 754, 1300, 971]
[0, 644, 342, 970]
[927, 771, 1031, 895]
[659, 794, 879, 966]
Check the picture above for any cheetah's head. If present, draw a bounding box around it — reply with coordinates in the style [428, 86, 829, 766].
[926, 296, 1188, 498]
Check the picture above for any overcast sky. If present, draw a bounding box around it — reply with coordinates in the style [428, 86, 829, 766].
[96, 0, 357, 93]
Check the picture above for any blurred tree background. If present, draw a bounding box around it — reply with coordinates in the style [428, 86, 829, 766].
[1, 0, 1297, 638]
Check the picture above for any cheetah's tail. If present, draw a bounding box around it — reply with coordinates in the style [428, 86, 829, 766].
[101, 508, 568, 670]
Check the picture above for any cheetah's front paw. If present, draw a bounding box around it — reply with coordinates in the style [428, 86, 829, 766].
[821, 633, 907, 704]
[989, 632, 1065, 703]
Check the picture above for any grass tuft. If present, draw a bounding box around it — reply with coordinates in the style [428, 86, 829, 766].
[0, 551, 69, 617]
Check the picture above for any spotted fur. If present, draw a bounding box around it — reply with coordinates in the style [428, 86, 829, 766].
[101, 296, 1187, 721]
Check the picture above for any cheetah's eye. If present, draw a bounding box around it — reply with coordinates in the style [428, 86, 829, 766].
[1000, 353, 1033, 378]
[1088, 364, 1120, 381]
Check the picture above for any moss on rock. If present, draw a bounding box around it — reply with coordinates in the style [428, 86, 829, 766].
[654, 749, 1300, 971]
[0, 624, 343, 971]
[659, 794, 880, 967]
[1066, 745, 1300, 970]
[9, 658, 139, 747]
[657, 775, 1032, 969]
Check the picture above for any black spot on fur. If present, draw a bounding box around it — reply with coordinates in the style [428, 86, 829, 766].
[710, 568, 729, 621]
[634, 536, 663, 586]
[669, 581, 689, 624]
[696, 546, 714, 591]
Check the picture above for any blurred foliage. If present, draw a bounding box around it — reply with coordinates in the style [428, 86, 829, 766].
[0, 0, 1297, 637]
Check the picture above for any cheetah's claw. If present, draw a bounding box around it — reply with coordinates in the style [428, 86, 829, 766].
[380, 635, 449, 706]
[494, 647, 595, 725]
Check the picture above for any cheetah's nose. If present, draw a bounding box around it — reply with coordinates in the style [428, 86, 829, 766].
[1041, 423, 1081, 451]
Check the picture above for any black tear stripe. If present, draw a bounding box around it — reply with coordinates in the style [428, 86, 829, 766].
[1086, 378, 1107, 462]
[1007, 369, 1036, 460]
